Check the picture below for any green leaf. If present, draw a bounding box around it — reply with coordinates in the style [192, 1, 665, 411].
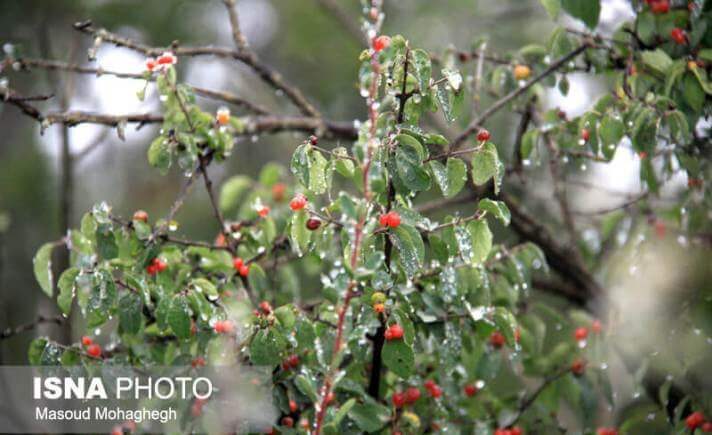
[430, 158, 466, 198]
[291, 143, 310, 187]
[250, 328, 286, 366]
[147, 136, 171, 174]
[348, 400, 391, 432]
[294, 374, 319, 402]
[95, 226, 118, 260]
[191, 277, 219, 301]
[411, 49, 431, 92]
[258, 162, 283, 187]
[442, 68, 463, 91]
[468, 219, 492, 264]
[167, 295, 191, 339]
[389, 224, 425, 278]
[382, 339, 415, 379]
[561, 0, 600, 29]
[308, 148, 329, 194]
[599, 115, 624, 160]
[521, 130, 539, 160]
[683, 73, 704, 112]
[641, 50, 673, 76]
[471, 142, 500, 188]
[289, 210, 311, 257]
[118, 292, 142, 335]
[247, 263, 269, 296]
[219, 175, 252, 213]
[478, 199, 511, 226]
[274, 305, 296, 329]
[540, 0, 561, 19]
[332, 147, 354, 178]
[28, 338, 47, 365]
[493, 307, 517, 344]
[33, 243, 54, 297]
[57, 267, 79, 315]
[395, 139, 431, 192]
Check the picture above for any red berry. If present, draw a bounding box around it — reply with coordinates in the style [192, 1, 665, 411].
[489, 331, 506, 348]
[654, 220, 666, 239]
[373, 35, 391, 52]
[289, 193, 307, 211]
[574, 327, 589, 341]
[233, 257, 244, 271]
[464, 384, 478, 397]
[392, 391, 406, 407]
[257, 206, 270, 217]
[145, 58, 156, 72]
[511, 427, 523, 435]
[429, 384, 442, 398]
[191, 356, 206, 368]
[86, 344, 102, 358]
[424, 379, 436, 390]
[387, 211, 401, 228]
[239, 264, 250, 277]
[133, 210, 148, 222]
[306, 218, 321, 231]
[405, 387, 421, 404]
[259, 301, 273, 315]
[281, 416, 294, 428]
[597, 428, 618, 435]
[309, 135, 318, 145]
[156, 51, 177, 66]
[146, 264, 158, 275]
[289, 399, 298, 413]
[592, 319, 602, 334]
[580, 128, 590, 142]
[287, 354, 300, 368]
[494, 430, 511, 435]
[385, 324, 404, 341]
[81, 336, 93, 346]
[702, 422, 712, 432]
[651, 0, 670, 14]
[686, 412, 706, 429]
[671, 28, 687, 45]
[379, 213, 390, 227]
[272, 183, 286, 201]
[111, 425, 123, 435]
[571, 358, 586, 376]
[477, 129, 491, 142]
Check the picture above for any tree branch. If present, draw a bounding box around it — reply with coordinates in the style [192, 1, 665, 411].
[0, 315, 65, 340]
[450, 44, 589, 151]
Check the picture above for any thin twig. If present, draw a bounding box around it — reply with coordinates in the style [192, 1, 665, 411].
[0, 315, 65, 340]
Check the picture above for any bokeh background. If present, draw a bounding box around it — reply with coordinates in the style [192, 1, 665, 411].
[0, 1, 710, 432]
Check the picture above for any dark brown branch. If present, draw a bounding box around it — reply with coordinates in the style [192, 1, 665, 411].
[510, 366, 570, 425]
[0, 315, 65, 340]
[450, 44, 589, 151]
[0, 87, 44, 120]
[198, 153, 231, 250]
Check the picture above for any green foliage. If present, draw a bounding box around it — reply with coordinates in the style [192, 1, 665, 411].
[24, 1, 712, 434]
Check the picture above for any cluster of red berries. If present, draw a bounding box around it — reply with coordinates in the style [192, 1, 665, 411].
[289, 193, 308, 211]
[671, 28, 688, 45]
[145, 51, 177, 73]
[494, 426, 523, 435]
[82, 336, 102, 358]
[191, 356, 206, 368]
[373, 35, 391, 52]
[489, 331, 506, 349]
[213, 319, 235, 334]
[379, 211, 401, 228]
[384, 323, 404, 341]
[281, 354, 300, 370]
[477, 128, 491, 142]
[686, 411, 712, 431]
[146, 258, 167, 275]
[596, 428, 618, 435]
[391, 386, 421, 407]
[232, 257, 250, 277]
[645, 0, 669, 14]
[424, 379, 443, 398]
